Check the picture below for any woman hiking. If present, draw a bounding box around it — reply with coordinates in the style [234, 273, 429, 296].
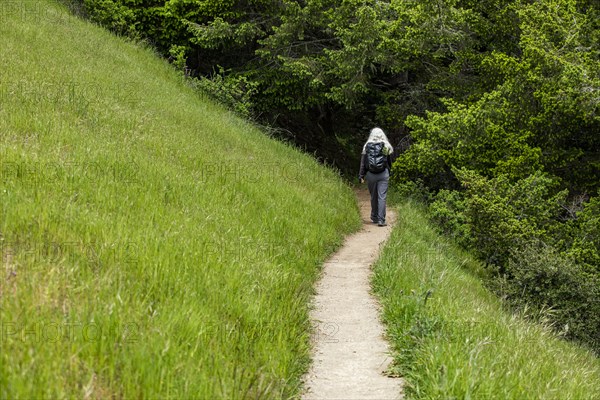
[358, 127, 393, 227]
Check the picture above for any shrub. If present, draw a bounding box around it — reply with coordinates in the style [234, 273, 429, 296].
[77, 0, 138, 37]
[429, 189, 471, 248]
[190, 71, 258, 119]
[496, 243, 600, 353]
[563, 194, 600, 275]
[392, 179, 432, 204]
[455, 168, 567, 268]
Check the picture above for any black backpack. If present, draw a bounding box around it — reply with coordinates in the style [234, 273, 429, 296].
[366, 142, 386, 173]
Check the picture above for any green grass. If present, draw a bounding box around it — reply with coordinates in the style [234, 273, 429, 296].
[373, 198, 600, 399]
[0, 1, 360, 398]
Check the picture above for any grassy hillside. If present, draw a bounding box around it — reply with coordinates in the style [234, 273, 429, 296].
[0, 1, 360, 398]
[373, 198, 600, 399]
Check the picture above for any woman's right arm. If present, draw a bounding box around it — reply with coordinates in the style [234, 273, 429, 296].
[359, 153, 367, 181]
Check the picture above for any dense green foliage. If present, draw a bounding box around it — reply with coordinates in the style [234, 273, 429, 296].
[71, 0, 599, 352]
[396, 0, 600, 353]
[397, 0, 600, 192]
[71, 0, 599, 177]
[0, 1, 359, 397]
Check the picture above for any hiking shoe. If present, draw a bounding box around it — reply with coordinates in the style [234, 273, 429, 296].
[378, 221, 387, 227]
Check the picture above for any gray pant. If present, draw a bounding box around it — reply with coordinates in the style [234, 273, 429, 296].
[366, 169, 389, 223]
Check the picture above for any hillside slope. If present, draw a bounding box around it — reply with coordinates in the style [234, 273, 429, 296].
[0, 1, 360, 398]
[373, 199, 600, 399]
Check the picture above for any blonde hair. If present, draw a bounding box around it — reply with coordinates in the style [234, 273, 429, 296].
[362, 127, 393, 155]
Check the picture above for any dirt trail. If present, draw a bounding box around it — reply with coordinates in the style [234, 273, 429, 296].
[302, 189, 403, 400]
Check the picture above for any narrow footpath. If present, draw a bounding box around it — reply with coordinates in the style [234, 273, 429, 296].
[302, 189, 403, 399]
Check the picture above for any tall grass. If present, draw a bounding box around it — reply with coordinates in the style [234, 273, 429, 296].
[0, 1, 360, 398]
[373, 198, 600, 399]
